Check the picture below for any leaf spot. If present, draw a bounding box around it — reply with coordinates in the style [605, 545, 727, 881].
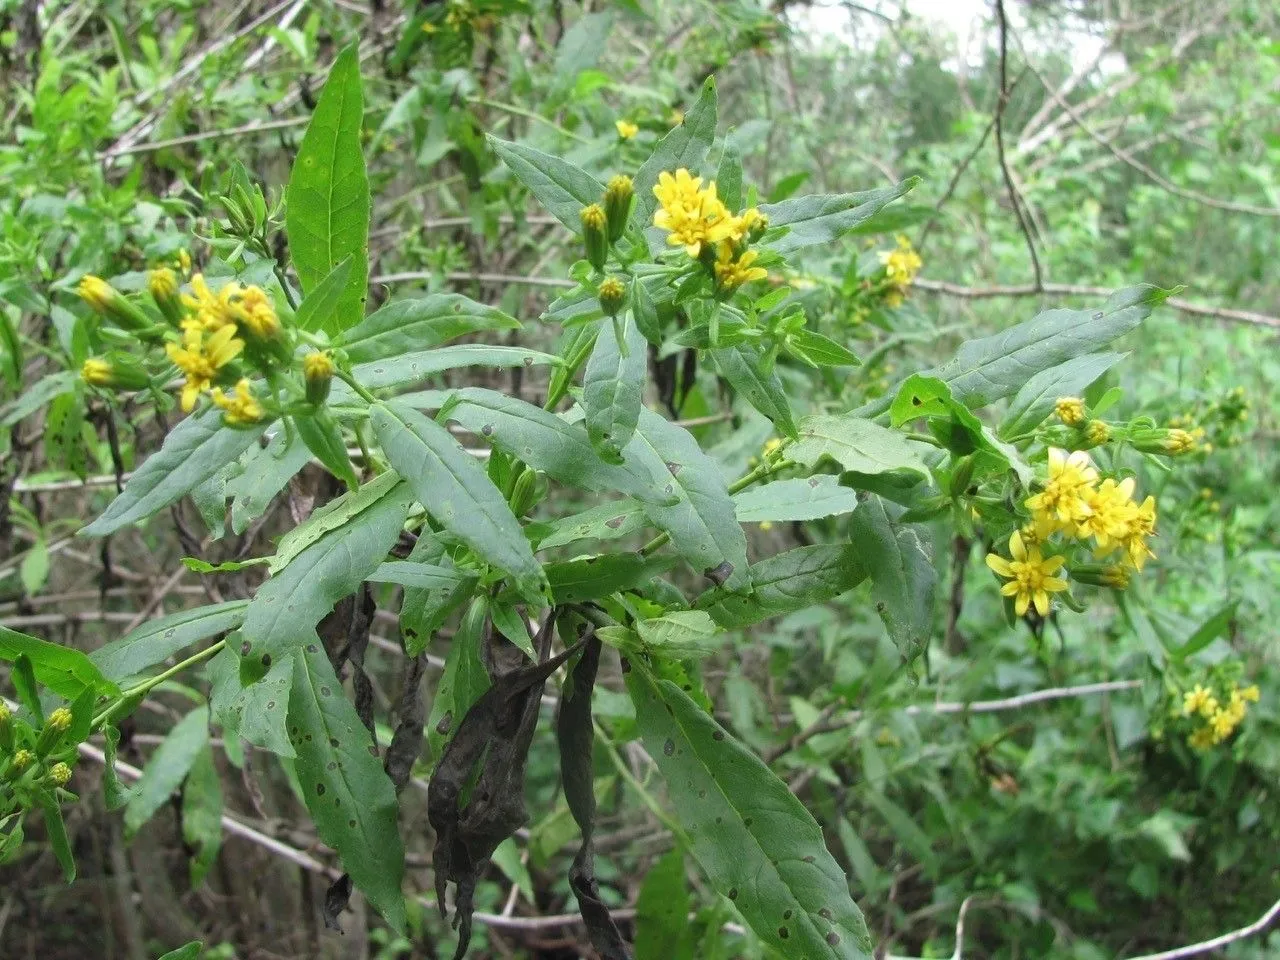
[316, 783, 326, 796]
[662, 738, 675, 756]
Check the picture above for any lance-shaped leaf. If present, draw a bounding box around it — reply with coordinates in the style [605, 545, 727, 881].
[709, 344, 797, 438]
[338, 295, 520, 364]
[733, 475, 861, 523]
[635, 77, 717, 227]
[289, 642, 406, 933]
[293, 256, 353, 333]
[91, 600, 248, 684]
[627, 666, 875, 959]
[635, 848, 692, 960]
[489, 136, 605, 233]
[790, 414, 928, 480]
[583, 310, 646, 462]
[861, 285, 1169, 417]
[238, 478, 411, 680]
[0, 625, 119, 698]
[849, 495, 935, 661]
[83, 407, 268, 536]
[426, 596, 490, 766]
[400, 534, 476, 657]
[697, 545, 867, 629]
[543, 554, 677, 604]
[999, 351, 1126, 439]
[353, 345, 561, 391]
[210, 643, 296, 757]
[227, 429, 312, 535]
[760, 177, 919, 254]
[441, 388, 668, 502]
[371, 401, 546, 602]
[621, 408, 749, 591]
[182, 745, 223, 886]
[536, 500, 647, 550]
[125, 708, 209, 835]
[286, 44, 370, 334]
[271, 470, 403, 574]
[368, 560, 467, 591]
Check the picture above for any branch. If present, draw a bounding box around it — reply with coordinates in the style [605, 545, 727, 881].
[993, 0, 1043, 289]
[1124, 895, 1280, 959]
[98, 116, 309, 160]
[912, 279, 1280, 330]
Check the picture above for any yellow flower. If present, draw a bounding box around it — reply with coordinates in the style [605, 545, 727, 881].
[615, 119, 639, 140]
[1025, 448, 1098, 531]
[726, 207, 767, 242]
[713, 243, 767, 291]
[148, 268, 178, 302]
[1163, 428, 1196, 455]
[177, 249, 192, 273]
[46, 707, 72, 733]
[303, 351, 334, 382]
[1076, 476, 1137, 553]
[166, 325, 244, 411]
[1085, 420, 1111, 445]
[879, 235, 922, 291]
[652, 169, 736, 258]
[762, 437, 784, 458]
[77, 275, 115, 313]
[1183, 684, 1214, 717]
[49, 762, 72, 786]
[1054, 396, 1085, 426]
[1209, 707, 1239, 742]
[211, 378, 264, 426]
[182, 274, 238, 332]
[81, 358, 113, 386]
[1240, 684, 1261, 703]
[985, 530, 1069, 617]
[1123, 495, 1157, 570]
[1188, 726, 1216, 750]
[231, 285, 280, 339]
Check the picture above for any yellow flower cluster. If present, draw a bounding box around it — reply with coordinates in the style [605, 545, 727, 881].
[879, 235, 922, 306]
[615, 119, 639, 140]
[1182, 682, 1260, 750]
[1054, 396, 1085, 426]
[165, 325, 244, 412]
[651, 169, 767, 291]
[183, 274, 280, 340]
[211, 379, 265, 426]
[1025, 448, 1157, 571]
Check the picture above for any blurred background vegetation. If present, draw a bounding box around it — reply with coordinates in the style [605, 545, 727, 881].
[1, 0, 1277, 957]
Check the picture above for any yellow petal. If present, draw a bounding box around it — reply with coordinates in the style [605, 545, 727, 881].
[1033, 590, 1050, 616]
[1015, 593, 1030, 617]
[1008, 531, 1027, 561]
[1000, 582, 1021, 597]
[1043, 576, 1069, 593]
[1041, 555, 1066, 574]
[986, 554, 1013, 577]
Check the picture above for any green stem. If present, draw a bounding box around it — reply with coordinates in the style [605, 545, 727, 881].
[92, 640, 227, 731]
[594, 720, 689, 842]
[640, 455, 782, 557]
[335, 369, 378, 405]
[469, 96, 592, 145]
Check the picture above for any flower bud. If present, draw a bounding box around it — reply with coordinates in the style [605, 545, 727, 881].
[1071, 563, 1130, 590]
[597, 276, 627, 317]
[1084, 420, 1111, 447]
[948, 455, 975, 499]
[1162, 428, 1196, 455]
[47, 762, 72, 787]
[77, 275, 152, 332]
[580, 203, 609, 270]
[178, 248, 192, 274]
[8, 749, 34, 779]
[36, 707, 73, 756]
[510, 467, 539, 517]
[304, 351, 335, 405]
[81, 357, 151, 391]
[603, 175, 634, 242]
[1054, 396, 1085, 426]
[148, 268, 183, 324]
[0, 702, 12, 753]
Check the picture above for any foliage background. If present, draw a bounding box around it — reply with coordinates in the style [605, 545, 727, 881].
[0, 0, 1277, 958]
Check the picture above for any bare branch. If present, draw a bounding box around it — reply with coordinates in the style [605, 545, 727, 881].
[1124, 895, 1280, 959]
[993, 0, 1043, 289]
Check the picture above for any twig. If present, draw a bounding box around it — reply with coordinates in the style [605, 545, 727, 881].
[993, 0, 1043, 289]
[371, 270, 575, 289]
[912, 279, 1280, 330]
[1123, 894, 1280, 959]
[98, 116, 309, 160]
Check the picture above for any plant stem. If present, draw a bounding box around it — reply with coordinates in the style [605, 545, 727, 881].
[335, 369, 378, 405]
[92, 640, 227, 731]
[469, 96, 592, 145]
[640, 455, 782, 557]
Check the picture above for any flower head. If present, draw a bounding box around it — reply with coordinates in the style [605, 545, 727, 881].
[597, 276, 627, 315]
[46, 707, 72, 733]
[652, 169, 736, 258]
[713, 243, 767, 292]
[231, 285, 280, 340]
[303, 351, 334, 405]
[1055, 396, 1085, 426]
[1183, 684, 1215, 717]
[1085, 420, 1111, 446]
[166, 324, 244, 411]
[1076, 477, 1137, 553]
[182, 274, 238, 332]
[985, 530, 1069, 617]
[1164, 428, 1196, 455]
[49, 762, 72, 786]
[1025, 448, 1098, 531]
[81, 358, 113, 386]
[78, 275, 115, 313]
[615, 119, 639, 140]
[880, 235, 923, 290]
[149, 268, 178, 302]
[210, 378, 264, 426]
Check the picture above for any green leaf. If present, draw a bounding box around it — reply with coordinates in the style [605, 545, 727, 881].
[554, 11, 613, 82]
[156, 944, 203, 960]
[371, 401, 546, 602]
[634, 610, 723, 658]
[863, 789, 938, 874]
[353, 344, 561, 391]
[635, 77, 718, 228]
[20, 536, 49, 595]
[733, 475, 860, 523]
[760, 178, 918, 254]
[294, 411, 358, 489]
[239, 479, 411, 679]
[82, 407, 268, 536]
[289, 642, 406, 932]
[442, 388, 666, 502]
[210, 645, 295, 757]
[583, 310, 646, 462]
[623, 408, 750, 591]
[543, 554, 677, 604]
[102, 726, 134, 809]
[627, 666, 874, 959]
[293, 255, 353, 334]
[227, 430, 311, 535]
[91, 600, 248, 684]
[716, 141, 743, 213]
[786, 329, 862, 368]
[338, 295, 520, 364]
[1174, 601, 1238, 660]
[426, 596, 490, 765]
[182, 745, 223, 886]
[536, 499, 647, 550]
[864, 285, 1169, 417]
[488, 136, 605, 234]
[368, 560, 467, 591]
[125, 708, 210, 835]
[286, 44, 370, 335]
[0, 311, 21, 392]
[400, 535, 476, 657]
[999, 351, 1127, 439]
[39, 797, 75, 882]
[849, 496, 935, 661]
[790, 414, 928, 480]
[0, 625, 119, 698]
[0, 371, 75, 427]
[697, 545, 867, 629]
[635, 849, 693, 960]
[270, 470, 403, 574]
[709, 344, 796, 438]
